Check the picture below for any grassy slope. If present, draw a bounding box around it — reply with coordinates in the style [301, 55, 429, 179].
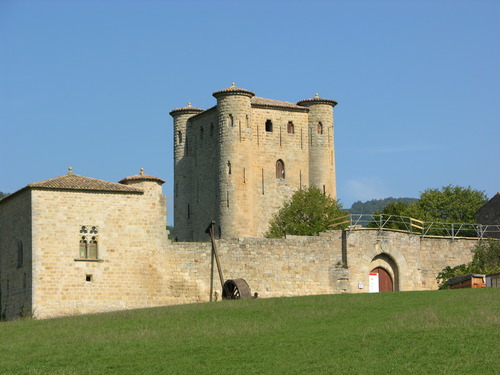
[0, 289, 499, 375]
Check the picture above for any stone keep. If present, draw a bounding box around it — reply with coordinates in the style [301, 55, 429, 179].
[170, 84, 338, 241]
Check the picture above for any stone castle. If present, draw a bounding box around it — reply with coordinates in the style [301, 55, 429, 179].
[170, 84, 337, 241]
[0, 85, 484, 320]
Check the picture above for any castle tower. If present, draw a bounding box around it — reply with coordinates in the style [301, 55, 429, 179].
[297, 94, 338, 198]
[169, 104, 203, 240]
[212, 84, 256, 239]
[170, 86, 338, 241]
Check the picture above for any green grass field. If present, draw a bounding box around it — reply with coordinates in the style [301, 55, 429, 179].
[1, 289, 499, 374]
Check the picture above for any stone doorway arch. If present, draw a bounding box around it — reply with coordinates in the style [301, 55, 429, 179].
[369, 253, 399, 292]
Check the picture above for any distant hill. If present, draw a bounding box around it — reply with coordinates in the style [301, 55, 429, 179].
[349, 197, 417, 215]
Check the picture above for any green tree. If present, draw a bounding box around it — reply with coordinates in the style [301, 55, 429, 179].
[370, 186, 487, 235]
[265, 187, 348, 238]
[436, 239, 500, 289]
[417, 185, 487, 223]
[0, 192, 7, 199]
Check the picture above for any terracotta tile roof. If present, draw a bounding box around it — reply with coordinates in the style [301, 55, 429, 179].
[212, 83, 255, 98]
[169, 103, 204, 117]
[297, 94, 338, 107]
[251, 97, 308, 111]
[119, 170, 165, 184]
[28, 173, 143, 193]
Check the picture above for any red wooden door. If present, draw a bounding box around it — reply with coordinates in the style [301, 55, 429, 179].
[372, 267, 393, 292]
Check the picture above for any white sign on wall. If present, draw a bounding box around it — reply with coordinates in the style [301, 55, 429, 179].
[369, 272, 379, 293]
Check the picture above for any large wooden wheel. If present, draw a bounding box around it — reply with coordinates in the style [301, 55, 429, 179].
[222, 278, 252, 300]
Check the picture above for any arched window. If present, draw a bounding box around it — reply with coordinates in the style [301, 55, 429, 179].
[276, 159, 285, 179]
[200, 127, 204, 140]
[228, 114, 234, 127]
[317, 122, 323, 134]
[287, 121, 295, 134]
[89, 237, 98, 259]
[210, 123, 214, 136]
[227, 161, 232, 175]
[177, 131, 183, 144]
[79, 237, 87, 259]
[265, 119, 273, 132]
[80, 236, 98, 259]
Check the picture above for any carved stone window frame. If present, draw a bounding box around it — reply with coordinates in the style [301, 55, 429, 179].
[75, 225, 103, 262]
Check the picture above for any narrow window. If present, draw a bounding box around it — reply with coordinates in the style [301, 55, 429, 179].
[79, 237, 87, 259]
[178, 131, 183, 144]
[86, 274, 93, 282]
[226, 191, 229, 208]
[261, 169, 265, 195]
[200, 127, 204, 140]
[187, 204, 191, 220]
[323, 185, 326, 195]
[265, 120, 273, 132]
[17, 241, 23, 268]
[317, 122, 323, 134]
[227, 161, 232, 175]
[287, 121, 295, 134]
[276, 159, 285, 179]
[243, 168, 246, 184]
[89, 237, 98, 259]
[210, 123, 214, 136]
[246, 115, 250, 128]
[228, 114, 234, 127]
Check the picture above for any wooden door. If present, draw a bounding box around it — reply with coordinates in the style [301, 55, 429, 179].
[372, 267, 393, 292]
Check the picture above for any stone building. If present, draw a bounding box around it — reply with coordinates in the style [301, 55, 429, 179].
[0, 167, 481, 321]
[0, 85, 486, 320]
[170, 84, 337, 241]
[0, 168, 171, 320]
[476, 193, 500, 239]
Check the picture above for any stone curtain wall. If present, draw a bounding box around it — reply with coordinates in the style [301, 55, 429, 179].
[0, 190, 33, 320]
[344, 230, 477, 292]
[166, 232, 347, 303]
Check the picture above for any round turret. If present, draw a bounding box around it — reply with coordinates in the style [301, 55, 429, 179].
[119, 168, 165, 195]
[169, 103, 204, 166]
[212, 84, 255, 238]
[298, 94, 338, 199]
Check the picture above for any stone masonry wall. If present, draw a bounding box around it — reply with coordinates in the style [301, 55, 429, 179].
[30, 187, 171, 319]
[166, 232, 347, 304]
[345, 230, 476, 292]
[0, 190, 33, 320]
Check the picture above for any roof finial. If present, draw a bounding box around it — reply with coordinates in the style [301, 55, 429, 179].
[68, 167, 73, 175]
[231, 82, 235, 87]
[187, 102, 191, 107]
[140, 168, 144, 175]
[315, 93, 319, 98]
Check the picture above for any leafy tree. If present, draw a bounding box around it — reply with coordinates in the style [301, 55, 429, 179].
[369, 186, 487, 235]
[0, 192, 7, 199]
[265, 187, 348, 238]
[436, 240, 500, 289]
[417, 185, 487, 223]
[166, 226, 176, 241]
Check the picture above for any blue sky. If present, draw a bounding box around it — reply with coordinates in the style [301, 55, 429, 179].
[1, 0, 499, 225]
